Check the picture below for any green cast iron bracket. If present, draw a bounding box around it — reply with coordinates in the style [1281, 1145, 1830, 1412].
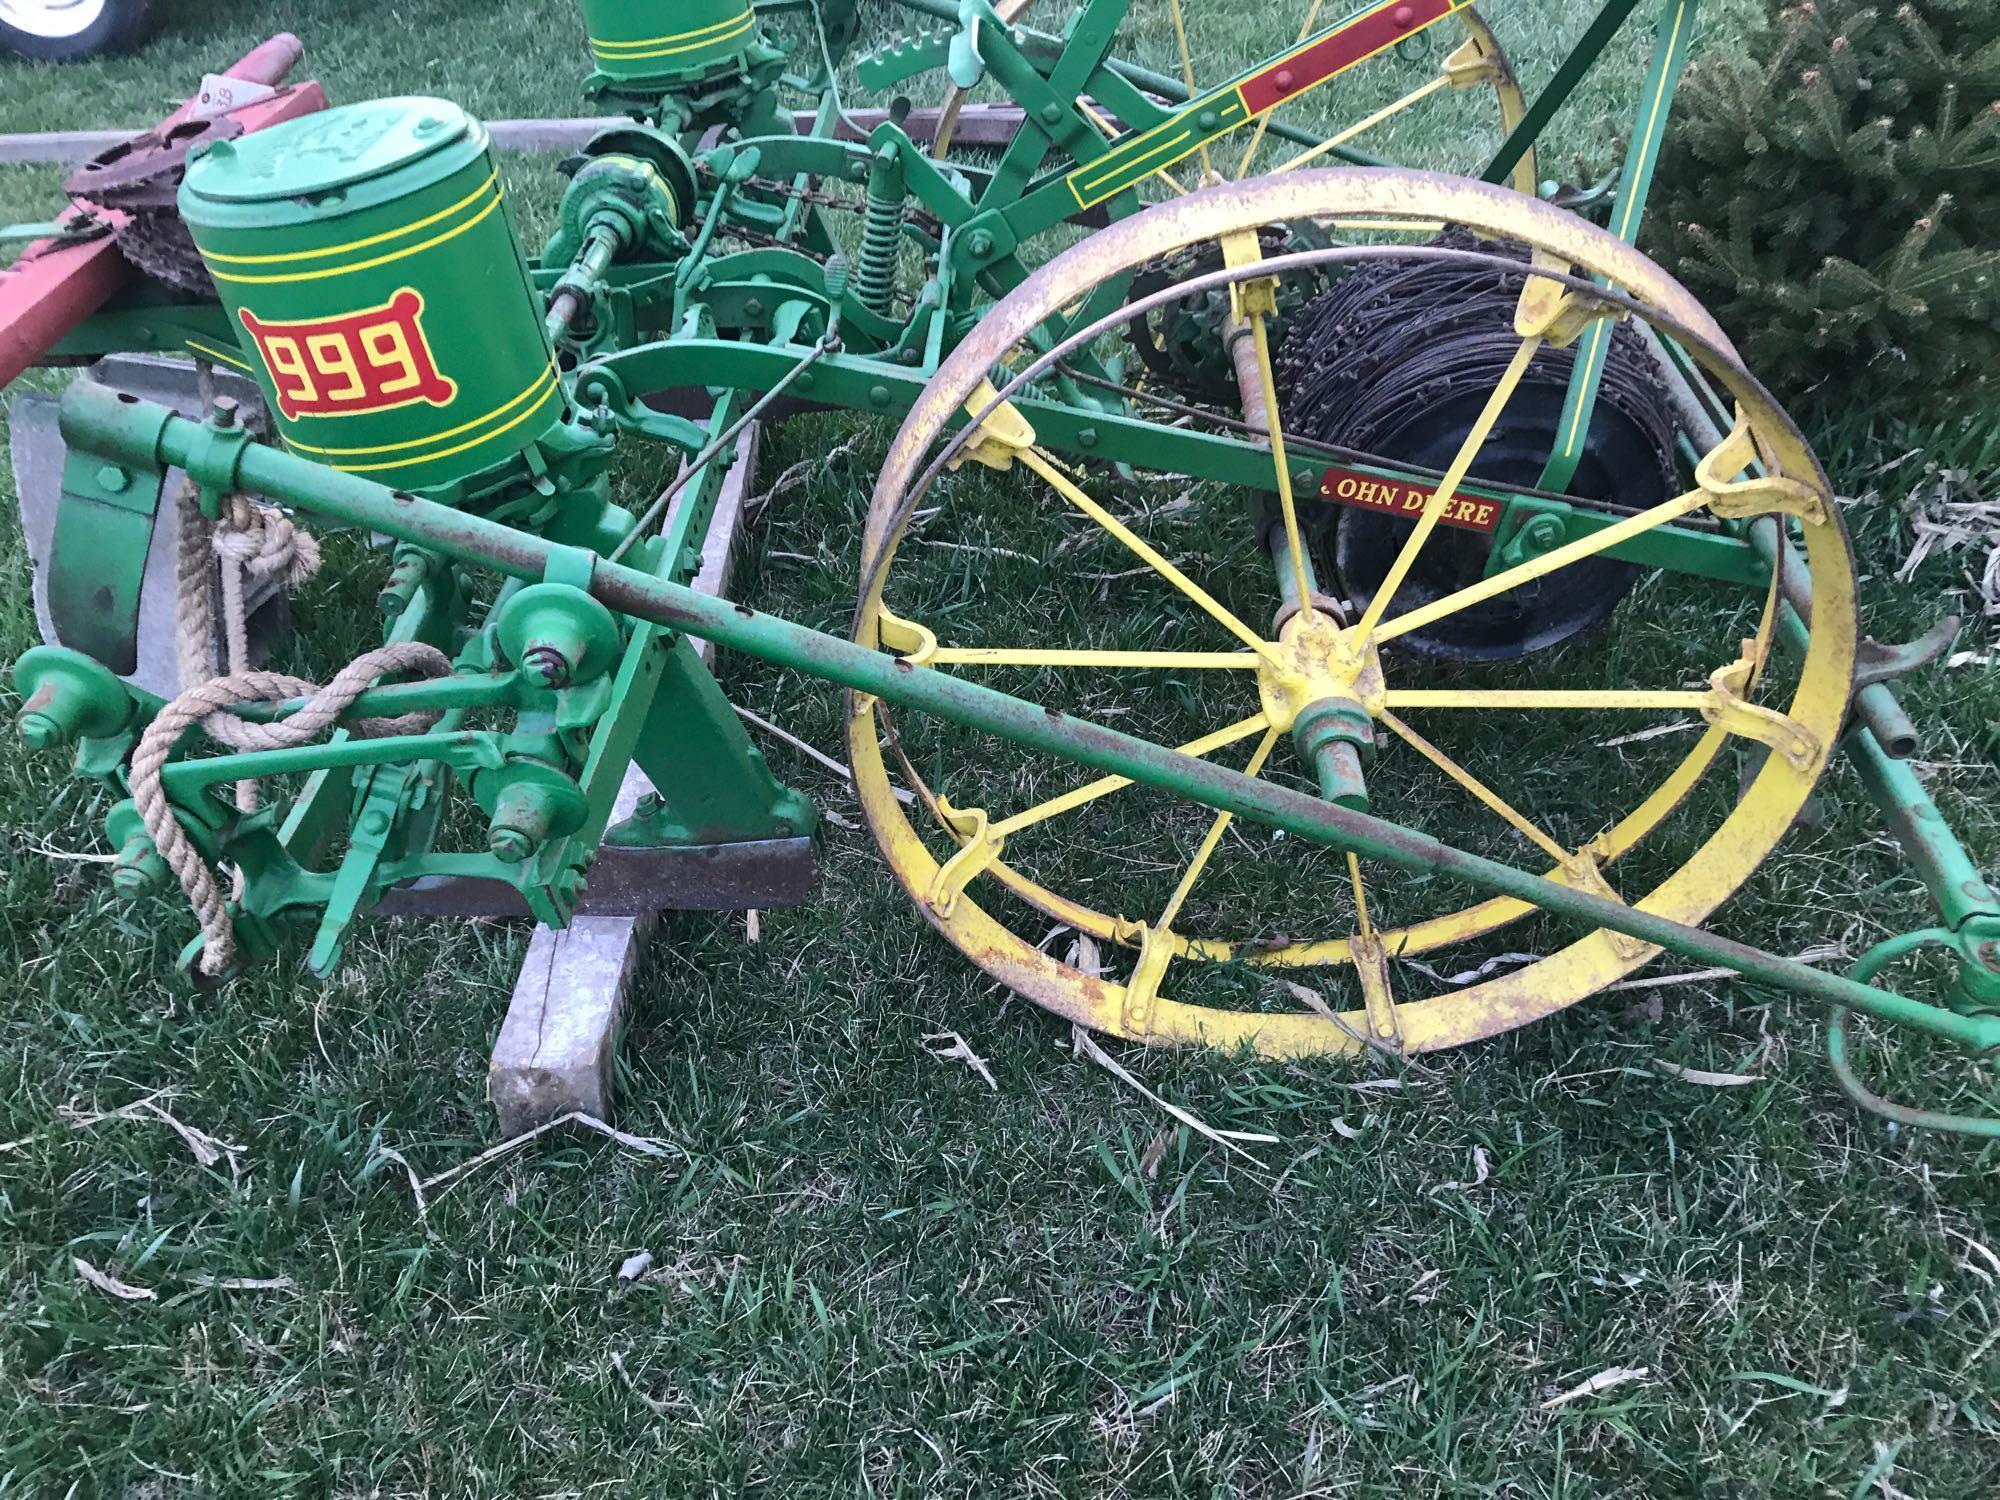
[618, 635, 818, 846]
[45, 448, 164, 676]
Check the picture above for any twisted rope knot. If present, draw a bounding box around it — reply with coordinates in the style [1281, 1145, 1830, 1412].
[213, 495, 322, 589]
[131, 641, 454, 977]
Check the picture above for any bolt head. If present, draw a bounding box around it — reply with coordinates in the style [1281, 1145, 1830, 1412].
[1524, 515, 1566, 545]
[522, 643, 573, 689]
[209, 396, 240, 428]
[17, 711, 61, 751]
[111, 864, 157, 897]
[489, 826, 535, 864]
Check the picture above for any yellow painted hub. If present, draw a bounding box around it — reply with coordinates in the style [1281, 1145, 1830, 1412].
[1256, 608, 1384, 734]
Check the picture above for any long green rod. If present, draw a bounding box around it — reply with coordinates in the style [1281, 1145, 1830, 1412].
[1481, 0, 1647, 187]
[59, 385, 2000, 1052]
[1536, 0, 1697, 493]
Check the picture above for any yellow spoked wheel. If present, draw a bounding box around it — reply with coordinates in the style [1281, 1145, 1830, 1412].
[848, 169, 1857, 1059]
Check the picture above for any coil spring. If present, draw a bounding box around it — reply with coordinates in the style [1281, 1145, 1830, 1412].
[854, 189, 903, 317]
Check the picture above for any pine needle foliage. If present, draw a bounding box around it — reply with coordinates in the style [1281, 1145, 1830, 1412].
[1648, 0, 2000, 424]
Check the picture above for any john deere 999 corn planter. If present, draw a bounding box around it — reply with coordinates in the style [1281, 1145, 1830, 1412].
[3, 0, 1996, 1132]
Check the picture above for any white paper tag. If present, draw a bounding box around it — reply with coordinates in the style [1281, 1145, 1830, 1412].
[190, 74, 278, 121]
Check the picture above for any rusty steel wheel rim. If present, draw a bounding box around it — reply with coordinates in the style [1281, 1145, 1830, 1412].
[848, 168, 1856, 1058]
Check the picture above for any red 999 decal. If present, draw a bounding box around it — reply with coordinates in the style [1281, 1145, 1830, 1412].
[238, 288, 458, 421]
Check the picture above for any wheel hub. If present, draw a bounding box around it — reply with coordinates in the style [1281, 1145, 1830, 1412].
[1257, 608, 1383, 812]
[1256, 608, 1383, 733]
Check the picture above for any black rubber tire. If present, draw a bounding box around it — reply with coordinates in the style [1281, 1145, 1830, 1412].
[0, 0, 161, 61]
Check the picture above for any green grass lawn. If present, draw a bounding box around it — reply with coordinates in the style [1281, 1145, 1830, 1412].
[3, 1, 1999, 1495]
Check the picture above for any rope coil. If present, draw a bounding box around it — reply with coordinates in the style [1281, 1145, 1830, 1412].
[129, 641, 454, 977]
[142, 370, 448, 977]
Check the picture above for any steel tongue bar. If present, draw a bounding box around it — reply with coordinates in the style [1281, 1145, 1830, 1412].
[58, 381, 2000, 1055]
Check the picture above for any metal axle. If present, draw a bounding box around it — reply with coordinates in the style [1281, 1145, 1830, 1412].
[57, 383, 2000, 1055]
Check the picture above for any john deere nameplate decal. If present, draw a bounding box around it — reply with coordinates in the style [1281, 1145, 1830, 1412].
[1319, 466, 1504, 533]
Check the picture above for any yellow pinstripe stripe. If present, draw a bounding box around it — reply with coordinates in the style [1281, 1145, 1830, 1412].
[316, 380, 562, 474]
[1558, 1, 1690, 459]
[184, 338, 253, 372]
[591, 14, 753, 60]
[589, 10, 750, 50]
[282, 363, 558, 455]
[200, 172, 499, 266]
[208, 191, 504, 285]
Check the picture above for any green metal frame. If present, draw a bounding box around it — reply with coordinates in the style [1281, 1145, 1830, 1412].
[7, 0, 1997, 1127]
[38, 385, 2000, 1059]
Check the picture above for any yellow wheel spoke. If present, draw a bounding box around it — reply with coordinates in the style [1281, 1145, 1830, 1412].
[1372, 487, 1712, 646]
[1274, 75, 1452, 174]
[1157, 726, 1281, 931]
[1245, 312, 1316, 611]
[989, 713, 1269, 838]
[1166, 0, 1212, 181]
[1346, 853, 1401, 1046]
[1235, 0, 1326, 178]
[1380, 710, 1570, 863]
[1383, 688, 1712, 711]
[1018, 446, 1280, 663]
[1345, 851, 1373, 938]
[928, 646, 1259, 670]
[1354, 336, 1541, 641]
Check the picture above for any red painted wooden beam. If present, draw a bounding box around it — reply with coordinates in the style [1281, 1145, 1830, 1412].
[0, 35, 325, 389]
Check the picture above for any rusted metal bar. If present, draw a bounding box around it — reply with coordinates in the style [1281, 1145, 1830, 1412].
[58, 382, 2000, 1053]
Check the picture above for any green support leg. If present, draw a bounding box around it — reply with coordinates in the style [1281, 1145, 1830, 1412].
[610, 635, 816, 848]
[1537, 0, 1698, 494]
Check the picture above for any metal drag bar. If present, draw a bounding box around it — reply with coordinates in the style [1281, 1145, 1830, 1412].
[59, 383, 2000, 1054]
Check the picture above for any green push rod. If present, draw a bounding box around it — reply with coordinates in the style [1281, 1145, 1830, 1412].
[58, 384, 2000, 1053]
